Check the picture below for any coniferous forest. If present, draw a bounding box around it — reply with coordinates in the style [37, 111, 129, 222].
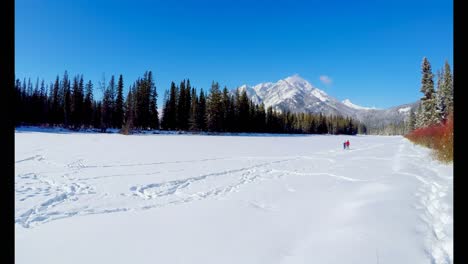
[15, 71, 365, 135]
[404, 58, 454, 162]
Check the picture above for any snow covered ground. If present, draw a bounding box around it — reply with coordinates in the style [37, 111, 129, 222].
[15, 129, 453, 264]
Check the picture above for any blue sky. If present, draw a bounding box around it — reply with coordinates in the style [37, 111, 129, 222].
[16, 0, 453, 108]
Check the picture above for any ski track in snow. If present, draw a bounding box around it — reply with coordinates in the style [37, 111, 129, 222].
[15, 134, 452, 264]
[392, 139, 452, 264]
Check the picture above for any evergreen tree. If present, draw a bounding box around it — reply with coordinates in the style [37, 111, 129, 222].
[256, 103, 266, 132]
[196, 88, 207, 131]
[435, 69, 446, 122]
[162, 81, 178, 130]
[114, 74, 125, 128]
[183, 80, 192, 130]
[51, 76, 61, 125]
[83, 80, 94, 127]
[419, 57, 439, 127]
[71, 75, 84, 128]
[407, 109, 416, 133]
[222, 86, 231, 131]
[63, 71, 72, 127]
[147, 71, 159, 129]
[206, 82, 224, 131]
[92, 101, 102, 129]
[176, 80, 187, 130]
[123, 88, 135, 133]
[237, 90, 250, 132]
[441, 60, 453, 117]
[189, 87, 198, 130]
[39, 79, 48, 124]
[415, 102, 424, 129]
[101, 76, 115, 130]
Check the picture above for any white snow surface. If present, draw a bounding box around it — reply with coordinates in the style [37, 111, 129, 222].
[398, 106, 412, 113]
[342, 99, 378, 110]
[15, 129, 453, 264]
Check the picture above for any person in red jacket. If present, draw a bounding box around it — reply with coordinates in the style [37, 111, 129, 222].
[346, 140, 350, 149]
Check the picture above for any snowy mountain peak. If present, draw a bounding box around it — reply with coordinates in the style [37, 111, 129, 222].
[342, 99, 377, 110]
[282, 74, 314, 90]
[284, 74, 307, 84]
[235, 75, 414, 127]
[235, 75, 344, 114]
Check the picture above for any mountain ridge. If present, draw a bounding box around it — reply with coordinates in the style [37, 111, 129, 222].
[234, 75, 419, 127]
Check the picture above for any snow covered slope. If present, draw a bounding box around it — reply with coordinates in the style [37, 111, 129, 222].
[15, 131, 452, 264]
[235, 75, 418, 125]
[342, 99, 378, 110]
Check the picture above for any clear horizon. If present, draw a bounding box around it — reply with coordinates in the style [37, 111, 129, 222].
[15, 0, 453, 109]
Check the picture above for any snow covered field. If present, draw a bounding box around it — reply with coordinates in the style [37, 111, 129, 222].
[15, 129, 453, 264]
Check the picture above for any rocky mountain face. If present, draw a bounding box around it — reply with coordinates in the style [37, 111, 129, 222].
[235, 74, 419, 127]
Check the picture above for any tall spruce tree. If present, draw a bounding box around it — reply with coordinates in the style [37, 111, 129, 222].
[115, 74, 124, 129]
[189, 87, 198, 130]
[237, 90, 250, 132]
[147, 71, 159, 129]
[51, 76, 61, 125]
[196, 88, 207, 131]
[442, 60, 453, 117]
[419, 57, 439, 127]
[84, 80, 93, 127]
[123, 88, 135, 133]
[63, 71, 72, 127]
[435, 69, 445, 122]
[407, 109, 416, 133]
[167, 82, 178, 130]
[71, 75, 84, 128]
[101, 76, 115, 130]
[176, 80, 187, 130]
[206, 81, 224, 131]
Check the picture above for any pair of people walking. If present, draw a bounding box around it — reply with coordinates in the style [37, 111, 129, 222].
[343, 140, 350, 150]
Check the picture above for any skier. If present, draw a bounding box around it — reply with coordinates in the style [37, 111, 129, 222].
[346, 140, 350, 149]
[343, 141, 346, 150]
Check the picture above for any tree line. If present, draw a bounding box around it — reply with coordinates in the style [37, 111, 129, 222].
[160, 80, 365, 134]
[407, 58, 453, 132]
[15, 71, 365, 135]
[15, 71, 158, 132]
[367, 58, 453, 136]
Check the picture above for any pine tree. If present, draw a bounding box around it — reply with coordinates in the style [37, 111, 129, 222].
[40, 79, 48, 124]
[183, 79, 192, 130]
[206, 81, 224, 131]
[256, 103, 266, 132]
[176, 80, 187, 130]
[147, 71, 159, 129]
[71, 75, 84, 129]
[115, 74, 125, 129]
[51, 76, 61, 125]
[163, 81, 178, 130]
[441, 60, 453, 117]
[415, 102, 424, 129]
[222, 86, 231, 131]
[108, 75, 116, 127]
[123, 89, 135, 134]
[419, 57, 439, 127]
[189, 87, 198, 130]
[101, 76, 115, 130]
[237, 89, 250, 132]
[196, 88, 207, 131]
[63, 71, 72, 127]
[84, 80, 93, 127]
[92, 101, 102, 129]
[435, 69, 446, 122]
[407, 109, 416, 133]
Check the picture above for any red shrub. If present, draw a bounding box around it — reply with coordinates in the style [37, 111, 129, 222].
[405, 115, 453, 162]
